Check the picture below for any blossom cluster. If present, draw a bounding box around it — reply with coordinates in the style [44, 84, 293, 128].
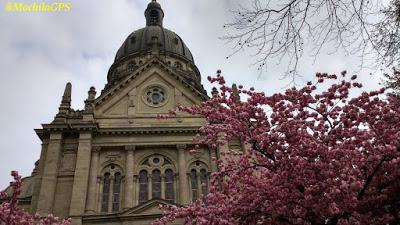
[0, 171, 70, 225]
[154, 70, 400, 225]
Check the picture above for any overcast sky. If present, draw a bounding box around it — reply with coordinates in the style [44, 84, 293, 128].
[0, 0, 385, 189]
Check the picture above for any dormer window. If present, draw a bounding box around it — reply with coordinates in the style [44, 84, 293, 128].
[174, 61, 183, 70]
[150, 10, 159, 24]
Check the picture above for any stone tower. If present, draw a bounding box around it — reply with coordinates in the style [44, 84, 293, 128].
[4, 1, 217, 224]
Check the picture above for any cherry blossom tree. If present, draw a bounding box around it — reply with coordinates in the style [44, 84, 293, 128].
[0, 171, 71, 225]
[155, 70, 400, 225]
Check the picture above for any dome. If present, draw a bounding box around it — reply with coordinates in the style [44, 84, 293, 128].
[114, 0, 193, 63]
[106, 0, 203, 92]
[114, 26, 194, 63]
[106, 0, 204, 93]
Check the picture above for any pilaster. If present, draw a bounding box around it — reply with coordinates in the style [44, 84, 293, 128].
[124, 145, 135, 209]
[69, 131, 92, 225]
[36, 132, 62, 215]
[209, 148, 218, 173]
[177, 144, 189, 204]
[85, 146, 100, 213]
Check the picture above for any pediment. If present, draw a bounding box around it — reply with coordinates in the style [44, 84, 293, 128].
[120, 199, 177, 216]
[94, 58, 207, 118]
[82, 199, 180, 224]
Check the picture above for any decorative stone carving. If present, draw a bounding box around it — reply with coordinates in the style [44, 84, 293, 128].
[142, 85, 168, 107]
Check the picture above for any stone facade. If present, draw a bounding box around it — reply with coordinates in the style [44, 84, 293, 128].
[2, 1, 218, 225]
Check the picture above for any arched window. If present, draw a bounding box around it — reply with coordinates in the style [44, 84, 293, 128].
[112, 172, 121, 212]
[101, 173, 111, 212]
[152, 169, 161, 199]
[165, 169, 174, 203]
[189, 161, 209, 202]
[139, 170, 148, 204]
[137, 155, 176, 205]
[190, 169, 198, 201]
[200, 169, 208, 195]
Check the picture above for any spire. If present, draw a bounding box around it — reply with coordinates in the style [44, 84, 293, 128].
[145, 0, 164, 26]
[54, 82, 72, 123]
[61, 82, 72, 107]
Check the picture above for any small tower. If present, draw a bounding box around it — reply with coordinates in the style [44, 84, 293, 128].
[145, 0, 164, 26]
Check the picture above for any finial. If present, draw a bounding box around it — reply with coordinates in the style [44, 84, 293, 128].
[145, 0, 164, 26]
[87, 86, 96, 101]
[231, 84, 240, 100]
[54, 82, 72, 123]
[61, 82, 72, 105]
[211, 87, 219, 97]
[84, 86, 96, 114]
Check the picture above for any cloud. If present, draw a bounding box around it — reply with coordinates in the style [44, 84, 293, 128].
[0, 0, 384, 188]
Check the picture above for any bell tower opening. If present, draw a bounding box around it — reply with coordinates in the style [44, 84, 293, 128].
[149, 10, 159, 24]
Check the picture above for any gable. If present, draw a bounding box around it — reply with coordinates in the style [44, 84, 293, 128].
[120, 199, 177, 216]
[95, 61, 206, 118]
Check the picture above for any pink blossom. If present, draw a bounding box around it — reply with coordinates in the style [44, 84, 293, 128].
[0, 171, 71, 225]
[154, 70, 400, 225]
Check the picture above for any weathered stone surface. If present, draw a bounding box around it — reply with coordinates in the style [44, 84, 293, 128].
[7, 1, 213, 225]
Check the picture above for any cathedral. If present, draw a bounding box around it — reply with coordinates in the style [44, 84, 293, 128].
[3, 1, 217, 224]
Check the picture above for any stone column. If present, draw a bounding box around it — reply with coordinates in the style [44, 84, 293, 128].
[108, 176, 114, 212]
[69, 131, 92, 225]
[96, 176, 102, 212]
[210, 149, 218, 173]
[177, 144, 189, 204]
[218, 133, 230, 165]
[242, 143, 251, 154]
[148, 175, 152, 200]
[85, 146, 100, 213]
[133, 175, 139, 206]
[36, 132, 62, 215]
[124, 145, 135, 209]
[161, 174, 165, 199]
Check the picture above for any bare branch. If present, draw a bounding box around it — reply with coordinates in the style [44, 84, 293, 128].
[223, 0, 397, 82]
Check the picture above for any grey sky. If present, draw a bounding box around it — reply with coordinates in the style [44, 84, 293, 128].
[0, 0, 384, 189]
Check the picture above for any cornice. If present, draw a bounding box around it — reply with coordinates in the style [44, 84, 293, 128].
[96, 126, 200, 136]
[35, 125, 200, 141]
[35, 123, 99, 140]
[95, 57, 208, 107]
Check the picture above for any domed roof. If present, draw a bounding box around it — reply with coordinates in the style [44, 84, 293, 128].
[114, 0, 194, 63]
[105, 0, 206, 95]
[115, 26, 194, 63]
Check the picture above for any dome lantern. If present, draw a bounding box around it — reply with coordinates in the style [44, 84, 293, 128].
[145, 0, 164, 27]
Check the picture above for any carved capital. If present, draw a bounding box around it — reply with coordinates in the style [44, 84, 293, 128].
[176, 144, 187, 150]
[92, 146, 101, 152]
[125, 145, 136, 151]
